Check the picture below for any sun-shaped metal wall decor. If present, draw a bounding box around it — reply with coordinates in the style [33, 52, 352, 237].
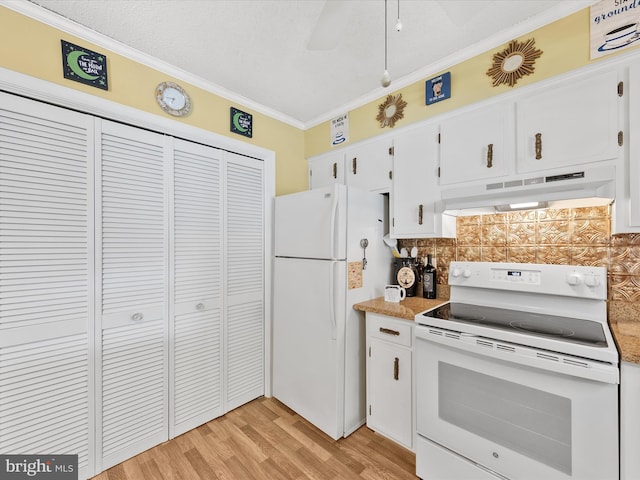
[486, 38, 543, 88]
[376, 93, 407, 128]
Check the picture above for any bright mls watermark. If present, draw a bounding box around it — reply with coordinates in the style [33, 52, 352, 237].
[0, 455, 77, 480]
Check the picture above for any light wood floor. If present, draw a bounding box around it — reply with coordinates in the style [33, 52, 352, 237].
[92, 396, 417, 480]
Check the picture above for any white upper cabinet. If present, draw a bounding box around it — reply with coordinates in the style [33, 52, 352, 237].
[626, 61, 640, 229]
[391, 122, 455, 238]
[308, 136, 392, 192]
[308, 151, 344, 189]
[344, 137, 393, 192]
[439, 102, 514, 185]
[516, 69, 621, 174]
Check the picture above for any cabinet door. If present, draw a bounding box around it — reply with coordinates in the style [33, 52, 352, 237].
[345, 137, 393, 192]
[224, 152, 265, 411]
[629, 62, 640, 227]
[97, 120, 168, 470]
[391, 123, 452, 238]
[440, 102, 513, 185]
[516, 70, 620, 174]
[0, 93, 95, 479]
[367, 338, 412, 449]
[170, 139, 223, 437]
[308, 151, 344, 189]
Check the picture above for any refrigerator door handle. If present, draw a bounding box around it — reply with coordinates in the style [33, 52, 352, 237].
[329, 185, 339, 259]
[329, 261, 337, 339]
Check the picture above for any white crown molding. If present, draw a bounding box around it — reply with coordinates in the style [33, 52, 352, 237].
[303, 0, 598, 129]
[2, 0, 305, 130]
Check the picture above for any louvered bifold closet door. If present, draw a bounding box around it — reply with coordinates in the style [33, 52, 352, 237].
[170, 139, 223, 438]
[97, 119, 168, 471]
[224, 152, 265, 411]
[0, 93, 94, 478]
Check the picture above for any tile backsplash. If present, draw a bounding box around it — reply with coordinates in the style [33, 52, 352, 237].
[398, 204, 640, 323]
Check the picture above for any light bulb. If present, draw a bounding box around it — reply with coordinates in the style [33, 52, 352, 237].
[395, 18, 403, 31]
[381, 70, 391, 88]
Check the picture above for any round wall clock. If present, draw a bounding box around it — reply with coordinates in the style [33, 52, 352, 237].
[155, 81, 192, 117]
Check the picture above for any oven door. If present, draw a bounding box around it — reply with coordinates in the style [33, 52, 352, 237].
[415, 325, 619, 480]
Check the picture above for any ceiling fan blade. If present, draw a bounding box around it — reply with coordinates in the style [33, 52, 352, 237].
[307, 0, 356, 50]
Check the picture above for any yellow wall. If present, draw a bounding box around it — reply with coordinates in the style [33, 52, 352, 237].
[304, 7, 632, 159]
[0, 6, 308, 196]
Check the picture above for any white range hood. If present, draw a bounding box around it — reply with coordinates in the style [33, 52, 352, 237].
[440, 164, 616, 212]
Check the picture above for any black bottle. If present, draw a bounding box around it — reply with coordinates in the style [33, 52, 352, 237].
[422, 254, 436, 299]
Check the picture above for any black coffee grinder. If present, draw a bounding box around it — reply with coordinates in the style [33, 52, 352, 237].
[393, 257, 419, 297]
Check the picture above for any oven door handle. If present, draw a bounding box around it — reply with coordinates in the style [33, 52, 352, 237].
[415, 325, 620, 385]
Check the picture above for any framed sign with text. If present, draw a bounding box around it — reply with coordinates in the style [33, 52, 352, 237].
[61, 40, 108, 90]
[230, 107, 253, 138]
[426, 72, 451, 105]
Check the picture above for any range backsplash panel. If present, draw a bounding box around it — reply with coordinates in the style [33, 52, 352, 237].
[398, 205, 640, 326]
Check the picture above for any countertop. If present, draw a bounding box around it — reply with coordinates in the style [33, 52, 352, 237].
[355, 296, 640, 365]
[353, 296, 447, 321]
[611, 322, 640, 364]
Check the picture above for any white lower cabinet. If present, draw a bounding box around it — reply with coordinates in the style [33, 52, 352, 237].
[621, 361, 640, 480]
[0, 92, 267, 478]
[366, 313, 414, 450]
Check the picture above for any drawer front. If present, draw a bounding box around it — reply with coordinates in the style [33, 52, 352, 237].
[367, 313, 413, 347]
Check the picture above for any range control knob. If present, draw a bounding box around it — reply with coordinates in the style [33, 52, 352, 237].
[585, 275, 601, 288]
[451, 268, 462, 278]
[566, 273, 583, 286]
[463, 269, 472, 278]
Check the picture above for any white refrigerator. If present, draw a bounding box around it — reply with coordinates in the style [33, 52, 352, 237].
[272, 184, 390, 440]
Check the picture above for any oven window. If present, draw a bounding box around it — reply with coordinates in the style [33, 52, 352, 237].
[439, 362, 572, 475]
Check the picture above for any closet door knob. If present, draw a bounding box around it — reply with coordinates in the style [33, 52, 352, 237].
[131, 312, 143, 321]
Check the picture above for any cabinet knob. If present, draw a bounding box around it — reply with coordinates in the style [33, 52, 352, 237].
[535, 133, 542, 160]
[418, 204, 424, 225]
[131, 312, 143, 321]
[394, 357, 399, 381]
[487, 143, 493, 168]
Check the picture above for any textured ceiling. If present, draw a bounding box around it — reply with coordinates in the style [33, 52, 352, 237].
[26, 0, 594, 127]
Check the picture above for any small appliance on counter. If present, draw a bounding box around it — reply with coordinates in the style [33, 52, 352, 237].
[393, 257, 419, 297]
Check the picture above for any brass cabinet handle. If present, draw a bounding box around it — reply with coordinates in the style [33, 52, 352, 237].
[418, 204, 424, 225]
[487, 143, 493, 168]
[535, 133, 542, 160]
[379, 327, 400, 336]
[352, 157, 357, 175]
[332, 162, 337, 179]
[394, 357, 399, 381]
